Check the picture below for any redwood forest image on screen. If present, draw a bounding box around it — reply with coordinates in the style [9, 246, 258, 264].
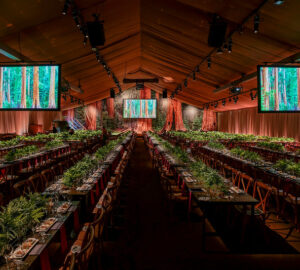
[0, 65, 60, 110]
[123, 99, 156, 118]
[259, 66, 300, 112]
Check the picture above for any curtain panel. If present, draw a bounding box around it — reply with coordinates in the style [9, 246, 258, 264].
[218, 107, 300, 141]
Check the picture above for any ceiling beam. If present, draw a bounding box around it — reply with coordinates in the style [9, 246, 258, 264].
[213, 51, 300, 93]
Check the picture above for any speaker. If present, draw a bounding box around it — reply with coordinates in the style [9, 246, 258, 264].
[110, 89, 115, 98]
[163, 89, 167, 98]
[87, 21, 105, 48]
[208, 15, 227, 48]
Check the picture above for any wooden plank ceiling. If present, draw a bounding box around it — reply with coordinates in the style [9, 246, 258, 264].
[0, 0, 299, 110]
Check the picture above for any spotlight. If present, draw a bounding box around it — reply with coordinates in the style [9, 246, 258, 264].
[110, 88, 115, 98]
[273, 0, 284, 5]
[62, 0, 71, 15]
[229, 97, 232, 102]
[222, 99, 226, 106]
[195, 65, 200, 73]
[178, 85, 182, 91]
[192, 71, 196, 80]
[250, 91, 254, 100]
[70, 95, 74, 103]
[254, 13, 260, 34]
[207, 57, 211, 69]
[228, 38, 232, 53]
[214, 102, 218, 108]
[62, 94, 67, 101]
[216, 47, 223, 54]
[233, 96, 239, 104]
[184, 79, 188, 88]
[163, 89, 167, 98]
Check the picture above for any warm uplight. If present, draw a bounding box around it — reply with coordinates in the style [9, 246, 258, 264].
[161, 98, 169, 109]
[163, 76, 174, 83]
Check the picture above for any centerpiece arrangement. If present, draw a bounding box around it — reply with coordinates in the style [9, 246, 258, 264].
[230, 147, 263, 164]
[4, 145, 39, 162]
[273, 159, 300, 178]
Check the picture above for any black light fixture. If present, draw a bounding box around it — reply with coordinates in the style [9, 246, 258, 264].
[184, 79, 188, 88]
[273, 0, 284, 5]
[62, 0, 71, 15]
[70, 95, 74, 103]
[192, 71, 196, 80]
[233, 95, 239, 104]
[229, 97, 232, 102]
[254, 13, 260, 34]
[62, 94, 67, 101]
[216, 47, 223, 54]
[207, 57, 211, 69]
[206, 104, 209, 109]
[195, 65, 200, 73]
[178, 84, 182, 91]
[222, 99, 226, 106]
[214, 102, 218, 108]
[163, 89, 167, 98]
[110, 88, 115, 98]
[228, 38, 232, 53]
[250, 91, 255, 100]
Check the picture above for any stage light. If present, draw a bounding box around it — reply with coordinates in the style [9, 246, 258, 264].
[62, 94, 67, 101]
[195, 65, 200, 73]
[233, 96, 239, 104]
[214, 102, 218, 108]
[184, 79, 188, 88]
[228, 38, 232, 53]
[216, 47, 223, 54]
[62, 0, 71, 15]
[222, 99, 226, 106]
[70, 95, 74, 103]
[110, 88, 115, 98]
[250, 91, 255, 100]
[192, 71, 196, 80]
[254, 13, 260, 34]
[207, 57, 211, 69]
[178, 85, 182, 91]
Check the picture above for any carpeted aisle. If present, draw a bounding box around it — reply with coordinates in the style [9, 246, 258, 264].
[101, 137, 300, 270]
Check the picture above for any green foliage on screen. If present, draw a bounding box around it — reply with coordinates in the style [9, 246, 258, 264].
[0, 65, 59, 110]
[259, 66, 300, 112]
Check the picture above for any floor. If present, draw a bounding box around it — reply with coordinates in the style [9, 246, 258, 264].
[100, 137, 300, 270]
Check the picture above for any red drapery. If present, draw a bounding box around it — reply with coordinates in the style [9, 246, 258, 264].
[106, 98, 115, 118]
[0, 111, 62, 135]
[218, 107, 300, 142]
[62, 109, 74, 122]
[85, 103, 97, 130]
[202, 109, 217, 131]
[136, 86, 152, 133]
[162, 99, 186, 131]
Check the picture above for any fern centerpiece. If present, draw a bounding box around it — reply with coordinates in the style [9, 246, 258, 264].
[0, 193, 48, 256]
[257, 141, 285, 152]
[4, 145, 39, 162]
[273, 159, 300, 177]
[230, 147, 263, 163]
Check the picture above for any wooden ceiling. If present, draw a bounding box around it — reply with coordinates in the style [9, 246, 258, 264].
[0, 0, 299, 110]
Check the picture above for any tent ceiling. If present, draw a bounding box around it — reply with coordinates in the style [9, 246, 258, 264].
[0, 0, 299, 110]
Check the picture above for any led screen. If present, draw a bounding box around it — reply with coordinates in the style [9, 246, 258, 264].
[0, 65, 60, 110]
[258, 66, 300, 112]
[123, 99, 157, 118]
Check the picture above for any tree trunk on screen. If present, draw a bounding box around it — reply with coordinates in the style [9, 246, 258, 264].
[263, 67, 270, 110]
[21, 67, 27, 108]
[274, 68, 279, 110]
[32, 66, 40, 108]
[0, 67, 3, 108]
[283, 69, 287, 106]
[297, 68, 300, 109]
[48, 66, 56, 108]
[7, 68, 10, 103]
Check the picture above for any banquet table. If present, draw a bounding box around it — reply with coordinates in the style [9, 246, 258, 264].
[0, 201, 80, 270]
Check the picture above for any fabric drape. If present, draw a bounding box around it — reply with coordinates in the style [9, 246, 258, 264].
[106, 98, 115, 118]
[85, 103, 97, 130]
[0, 111, 62, 135]
[136, 86, 152, 133]
[218, 107, 300, 141]
[161, 99, 186, 131]
[202, 109, 217, 131]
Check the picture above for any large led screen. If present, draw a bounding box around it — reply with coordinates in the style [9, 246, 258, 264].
[258, 66, 300, 112]
[123, 99, 157, 118]
[0, 65, 60, 110]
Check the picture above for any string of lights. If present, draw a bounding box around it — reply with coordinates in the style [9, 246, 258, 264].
[169, 0, 272, 99]
[62, 0, 122, 95]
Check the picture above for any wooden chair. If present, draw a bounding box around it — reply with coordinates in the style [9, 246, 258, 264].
[71, 224, 95, 270]
[13, 179, 35, 197]
[41, 168, 55, 188]
[28, 174, 44, 192]
[238, 173, 254, 194]
[59, 252, 75, 270]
